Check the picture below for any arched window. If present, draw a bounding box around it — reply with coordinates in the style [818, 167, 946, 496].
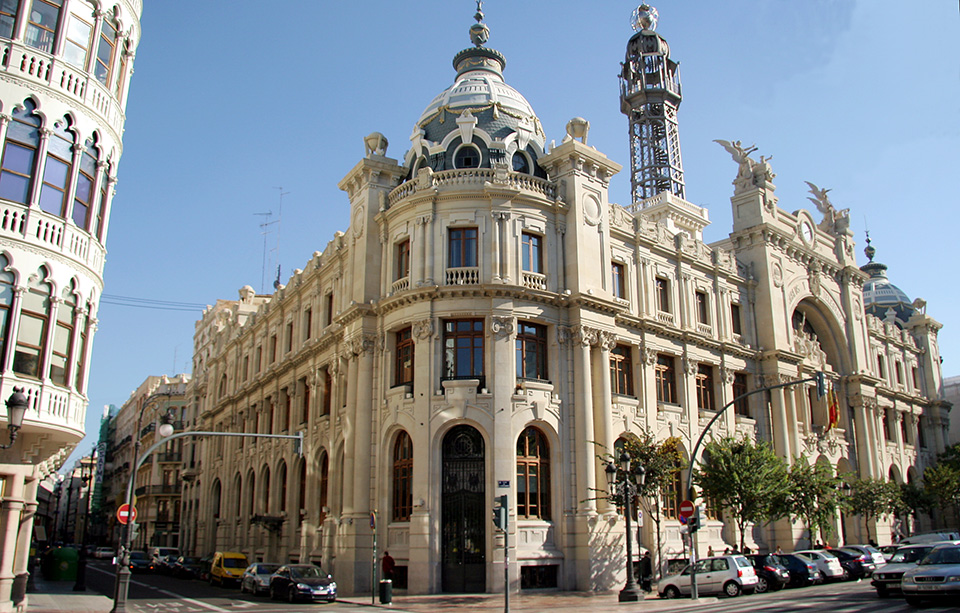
[454, 145, 481, 169]
[277, 460, 288, 513]
[72, 139, 98, 229]
[233, 473, 242, 516]
[318, 453, 329, 524]
[14, 268, 51, 378]
[49, 283, 77, 385]
[260, 466, 271, 513]
[217, 374, 227, 400]
[0, 255, 14, 370]
[246, 472, 256, 516]
[95, 18, 118, 87]
[516, 427, 551, 520]
[74, 300, 89, 391]
[511, 151, 529, 174]
[297, 458, 307, 514]
[0, 100, 41, 204]
[39, 119, 74, 216]
[392, 431, 413, 522]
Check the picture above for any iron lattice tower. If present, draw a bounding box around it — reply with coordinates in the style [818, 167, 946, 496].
[620, 5, 685, 204]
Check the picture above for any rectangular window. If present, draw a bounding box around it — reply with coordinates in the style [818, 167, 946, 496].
[321, 367, 332, 416]
[883, 410, 892, 441]
[443, 319, 484, 379]
[39, 154, 69, 216]
[609, 345, 634, 396]
[877, 354, 885, 379]
[25, 0, 62, 53]
[254, 346, 262, 372]
[303, 308, 312, 340]
[94, 19, 117, 86]
[516, 322, 548, 381]
[655, 277, 670, 313]
[733, 372, 749, 416]
[325, 293, 334, 326]
[695, 291, 709, 324]
[695, 364, 715, 411]
[396, 239, 410, 280]
[895, 361, 904, 385]
[0, 141, 37, 204]
[912, 366, 920, 391]
[285, 322, 293, 353]
[14, 289, 48, 378]
[448, 227, 478, 268]
[300, 378, 310, 424]
[395, 327, 414, 387]
[522, 233, 542, 274]
[73, 325, 86, 391]
[730, 303, 743, 336]
[0, 0, 18, 39]
[62, 14, 92, 70]
[49, 305, 73, 385]
[242, 355, 249, 381]
[917, 416, 927, 448]
[612, 262, 626, 299]
[655, 354, 676, 404]
[73, 151, 96, 229]
[283, 390, 292, 432]
[269, 335, 277, 363]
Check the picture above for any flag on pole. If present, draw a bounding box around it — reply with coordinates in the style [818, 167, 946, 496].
[826, 384, 840, 432]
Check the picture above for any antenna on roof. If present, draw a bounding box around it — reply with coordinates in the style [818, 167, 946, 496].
[272, 187, 290, 291]
[254, 210, 274, 293]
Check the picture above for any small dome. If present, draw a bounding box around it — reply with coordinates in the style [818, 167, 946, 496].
[860, 234, 914, 326]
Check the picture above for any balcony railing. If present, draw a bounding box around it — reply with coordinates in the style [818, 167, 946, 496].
[445, 267, 479, 285]
[134, 484, 181, 497]
[521, 271, 546, 290]
[155, 452, 182, 463]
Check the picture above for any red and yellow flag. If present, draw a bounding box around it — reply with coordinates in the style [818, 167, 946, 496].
[826, 384, 840, 432]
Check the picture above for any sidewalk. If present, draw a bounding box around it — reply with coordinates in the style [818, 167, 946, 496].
[26, 575, 113, 613]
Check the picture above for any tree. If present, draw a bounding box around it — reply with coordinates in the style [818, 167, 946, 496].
[923, 463, 960, 530]
[693, 436, 789, 552]
[898, 482, 933, 538]
[783, 457, 841, 547]
[841, 476, 901, 542]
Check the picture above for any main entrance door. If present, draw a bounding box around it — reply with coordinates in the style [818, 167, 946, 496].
[441, 425, 486, 593]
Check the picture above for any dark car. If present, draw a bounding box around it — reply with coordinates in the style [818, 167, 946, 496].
[127, 551, 154, 573]
[745, 554, 791, 592]
[197, 554, 214, 582]
[269, 564, 337, 603]
[173, 556, 205, 579]
[774, 553, 822, 588]
[831, 547, 876, 580]
[156, 554, 179, 575]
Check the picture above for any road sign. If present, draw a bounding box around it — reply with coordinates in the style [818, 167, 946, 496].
[679, 500, 695, 520]
[117, 503, 137, 525]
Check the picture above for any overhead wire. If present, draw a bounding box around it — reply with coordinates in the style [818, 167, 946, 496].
[100, 293, 208, 312]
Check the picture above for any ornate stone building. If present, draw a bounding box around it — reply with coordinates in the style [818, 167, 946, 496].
[187, 5, 947, 596]
[0, 1, 140, 610]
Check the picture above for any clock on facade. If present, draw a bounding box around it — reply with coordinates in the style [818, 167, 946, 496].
[800, 221, 814, 243]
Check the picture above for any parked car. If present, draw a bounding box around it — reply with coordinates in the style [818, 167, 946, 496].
[793, 550, 845, 581]
[156, 554, 179, 575]
[127, 551, 154, 573]
[148, 547, 180, 567]
[744, 554, 790, 593]
[173, 556, 205, 579]
[773, 553, 822, 588]
[901, 543, 960, 606]
[269, 564, 337, 603]
[840, 544, 886, 567]
[241, 563, 282, 595]
[871, 543, 940, 597]
[197, 554, 214, 582]
[878, 544, 899, 563]
[92, 547, 115, 560]
[658, 555, 758, 598]
[830, 547, 876, 580]
[898, 531, 960, 546]
[210, 551, 249, 586]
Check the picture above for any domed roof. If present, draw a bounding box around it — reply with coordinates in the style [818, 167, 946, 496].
[860, 234, 915, 325]
[409, 7, 544, 161]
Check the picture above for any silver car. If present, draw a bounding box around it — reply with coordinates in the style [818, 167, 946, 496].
[871, 544, 939, 597]
[240, 563, 282, 595]
[658, 555, 758, 598]
[841, 544, 886, 567]
[794, 550, 845, 581]
[901, 543, 960, 606]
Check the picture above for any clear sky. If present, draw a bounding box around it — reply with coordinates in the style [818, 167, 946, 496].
[64, 0, 960, 465]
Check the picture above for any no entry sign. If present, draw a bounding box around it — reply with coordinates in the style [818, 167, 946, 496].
[117, 503, 137, 525]
[679, 500, 695, 520]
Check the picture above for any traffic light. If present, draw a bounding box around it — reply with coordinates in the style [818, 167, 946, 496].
[129, 521, 140, 542]
[492, 495, 507, 531]
[688, 506, 702, 533]
[815, 372, 826, 399]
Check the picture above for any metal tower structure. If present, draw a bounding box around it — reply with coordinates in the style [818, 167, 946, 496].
[620, 4, 685, 204]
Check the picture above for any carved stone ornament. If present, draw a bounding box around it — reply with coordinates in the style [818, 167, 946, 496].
[682, 357, 698, 376]
[720, 367, 735, 385]
[583, 195, 602, 226]
[598, 330, 617, 351]
[642, 346, 658, 366]
[412, 318, 433, 340]
[491, 316, 515, 339]
[772, 263, 783, 288]
[809, 262, 822, 297]
[350, 334, 376, 357]
[566, 324, 598, 347]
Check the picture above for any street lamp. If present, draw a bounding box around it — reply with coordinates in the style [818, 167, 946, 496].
[74, 457, 94, 591]
[605, 452, 646, 602]
[0, 387, 29, 448]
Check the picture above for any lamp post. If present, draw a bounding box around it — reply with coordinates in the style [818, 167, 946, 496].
[74, 456, 94, 591]
[605, 452, 646, 602]
[0, 387, 29, 448]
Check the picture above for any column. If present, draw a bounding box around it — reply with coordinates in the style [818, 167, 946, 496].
[769, 385, 792, 461]
[573, 330, 596, 512]
[0, 473, 25, 607]
[351, 338, 374, 518]
[491, 212, 502, 281]
[341, 356, 356, 514]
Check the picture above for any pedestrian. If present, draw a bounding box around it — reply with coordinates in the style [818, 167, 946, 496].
[640, 551, 652, 593]
[707, 546, 714, 557]
[743, 546, 751, 554]
[382, 551, 395, 581]
[723, 547, 730, 555]
[775, 545, 782, 554]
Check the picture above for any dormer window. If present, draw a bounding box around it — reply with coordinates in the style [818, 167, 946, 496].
[512, 151, 530, 174]
[455, 145, 481, 169]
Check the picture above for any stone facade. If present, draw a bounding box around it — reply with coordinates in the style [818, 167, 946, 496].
[183, 8, 947, 597]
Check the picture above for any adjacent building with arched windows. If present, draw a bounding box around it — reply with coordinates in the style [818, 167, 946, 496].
[0, 2, 141, 609]
[186, 6, 948, 598]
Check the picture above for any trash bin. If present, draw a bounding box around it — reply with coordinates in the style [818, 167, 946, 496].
[42, 547, 79, 581]
[379, 579, 393, 604]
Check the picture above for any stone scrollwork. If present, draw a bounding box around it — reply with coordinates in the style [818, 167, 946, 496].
[598, 330, 617, 351]
[349, 334, 377, 357]
[642, 346, 658, 366]
[682, 357, 698, 376]
[491, 316, 515, 339]
[412, 318, 433, 340]
[720, 367, 735, 385]
[559, 324, 599, 347]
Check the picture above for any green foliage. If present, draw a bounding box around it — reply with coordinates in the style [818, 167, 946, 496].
[693, 436, 789, 552]
[784, 457, 841, 546]
[841, 475, 902, 540]
[936, 443, 960, 472]
[615, 430, 685, 503]
[923, 463, 960, 514]
[899, 482, 934, 520]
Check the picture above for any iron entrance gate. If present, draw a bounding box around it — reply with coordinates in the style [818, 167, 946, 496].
[441, 425, 486, 593]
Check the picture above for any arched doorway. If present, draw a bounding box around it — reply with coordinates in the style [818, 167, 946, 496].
[441, 425, 486, 593]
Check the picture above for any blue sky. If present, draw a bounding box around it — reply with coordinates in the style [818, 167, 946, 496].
[66, 0, 960, 463]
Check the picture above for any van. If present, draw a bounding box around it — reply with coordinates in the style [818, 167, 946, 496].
[898, 531, 960, 545]
[210, 551, 249, 586]
[147, 547, 180, 565]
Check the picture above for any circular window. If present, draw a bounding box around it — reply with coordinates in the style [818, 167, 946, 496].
[455, 145, 481, 169]
[512, 152, 530, 174]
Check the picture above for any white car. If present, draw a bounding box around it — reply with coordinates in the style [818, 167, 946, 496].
[794, 550, 845, 580]
[658, 555, 758, 598]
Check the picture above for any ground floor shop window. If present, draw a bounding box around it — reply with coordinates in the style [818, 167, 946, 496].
[520, 564, 558, 589]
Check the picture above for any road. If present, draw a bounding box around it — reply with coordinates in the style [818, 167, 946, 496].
[82, 561, 957, 613]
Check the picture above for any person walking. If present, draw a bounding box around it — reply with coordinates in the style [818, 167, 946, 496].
[640, 551, 653, 593]
[382, 551, 395, 581]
